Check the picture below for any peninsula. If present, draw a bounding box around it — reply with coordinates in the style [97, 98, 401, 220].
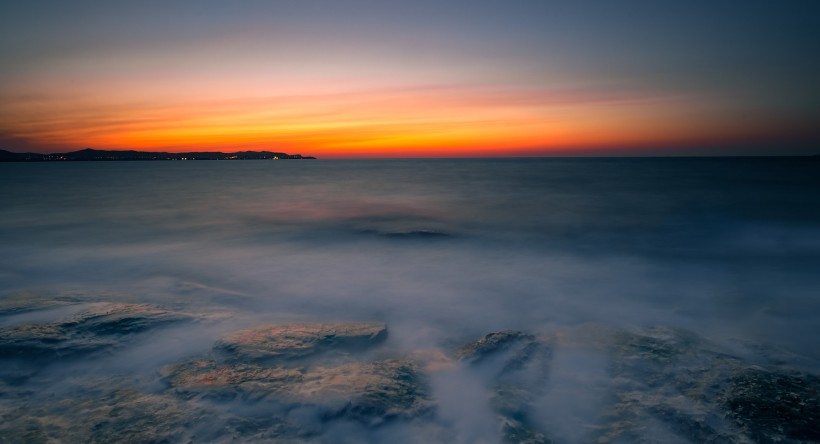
[0, 148, 316, 162]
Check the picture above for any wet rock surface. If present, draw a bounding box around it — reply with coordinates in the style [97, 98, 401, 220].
[0, 303, 190, 360]
[295, 359, 430, 421]
[450, 326, 820, 444]
[164, 358, 303, 398]
[457, 330, 554, 444]
[722, 367, 820, 442]
[214, 322, 387, 362]
[0, 291, 72, 316]
[1, 308, 819, 443]
[597, 327, 820, 443]
[457, 330, 537, 363]
[58, 303, 189, 335]
[164, 322, 431, 429]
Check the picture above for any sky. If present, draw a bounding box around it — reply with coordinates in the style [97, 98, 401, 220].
[1, 0, 818, 157]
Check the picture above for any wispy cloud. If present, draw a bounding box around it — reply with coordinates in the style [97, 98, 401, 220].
[1, 82, 706, 155]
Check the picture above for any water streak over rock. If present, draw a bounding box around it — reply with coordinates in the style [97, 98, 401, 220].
[0, 303, 190, 359]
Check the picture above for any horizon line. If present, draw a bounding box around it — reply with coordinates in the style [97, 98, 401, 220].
[2, 146, 817, 161]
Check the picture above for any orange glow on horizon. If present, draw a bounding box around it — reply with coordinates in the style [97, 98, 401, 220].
[1, 81, 788, 157]
[2, 3, 817, 158]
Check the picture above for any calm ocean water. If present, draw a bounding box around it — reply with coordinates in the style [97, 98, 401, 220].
[1, 158, 819, 442]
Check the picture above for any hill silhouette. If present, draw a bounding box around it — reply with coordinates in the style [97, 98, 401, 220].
[0, 148, 315, 161]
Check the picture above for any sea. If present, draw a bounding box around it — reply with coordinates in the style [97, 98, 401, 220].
[1, 158, 819, 443]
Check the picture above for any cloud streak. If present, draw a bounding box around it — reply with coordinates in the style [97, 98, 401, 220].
[1, 82, 711, 156]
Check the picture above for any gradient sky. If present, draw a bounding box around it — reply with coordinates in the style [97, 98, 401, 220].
[1, 1, 818, 157]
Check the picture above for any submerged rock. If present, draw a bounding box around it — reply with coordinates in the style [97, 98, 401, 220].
[0, 388, 200, 444]
[58, 303, 187, 335]
[0, 323, 115, 358]
[0, 303, 190, 359]
[456, 330, 536, 363]
[214, 322, 387, 362]
[457, 330, 553, 443]
[0, 291, 69, 316]
[359, 229, 454, 240]
[596, 326, 820, 443]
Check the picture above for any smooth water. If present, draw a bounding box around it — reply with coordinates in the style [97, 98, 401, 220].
[1, 158, 819, 442]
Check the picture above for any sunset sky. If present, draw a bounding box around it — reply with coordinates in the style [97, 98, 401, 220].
[1, 1, 818, 157]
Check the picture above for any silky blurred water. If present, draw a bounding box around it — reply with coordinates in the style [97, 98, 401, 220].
[2, 158, 819, 361]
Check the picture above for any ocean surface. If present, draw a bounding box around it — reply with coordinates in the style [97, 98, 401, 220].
[1, 158, 819, 443]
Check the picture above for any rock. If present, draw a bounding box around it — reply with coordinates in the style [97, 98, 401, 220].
[0, 388, 200, 444]
[6, 316, 819, 443]
[0, 378, 331, 443]
[456, 330, 536, 364]
[0, 303, 190, 359]
[0, 291, 66, 316]
[164, 357, 430, 423]
[595, 326, 820, 443]
[164, 322, 430, 429]
[296, 359, 431, 422]
[596, 328, 739, 442]
[0, 323, 115, 358]
[457, 330, 553, 443]
[163, 358, 304, 400]
[501, 417, 554, 444]
[721, 367, 820, 442]
[214, 322, 387, 362]
[58, 303, 188, 335]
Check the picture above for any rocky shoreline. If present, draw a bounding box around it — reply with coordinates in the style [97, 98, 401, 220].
[1, 299, 818, 443]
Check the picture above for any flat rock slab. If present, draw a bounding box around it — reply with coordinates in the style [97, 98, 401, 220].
[165, 357, 429, 420]
[164, 358, 303, 398]
[164, 322, 429, 427]
[214, 322, 387, 361]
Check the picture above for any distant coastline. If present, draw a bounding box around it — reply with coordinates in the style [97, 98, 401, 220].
[0, 148, 316, 162]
